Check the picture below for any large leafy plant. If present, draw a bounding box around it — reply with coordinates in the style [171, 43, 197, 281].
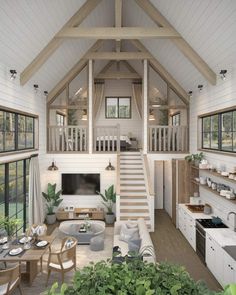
[46, 260, 235, 295]
[0, 216, 22, 237]
[185, 152, 204, 163]
[42, 183, 63, 215]
[97, 185, 116, 214]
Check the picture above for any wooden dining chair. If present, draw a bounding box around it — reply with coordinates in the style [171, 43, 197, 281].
[0, 264, 23, 295]
[46, 236, 77, 286]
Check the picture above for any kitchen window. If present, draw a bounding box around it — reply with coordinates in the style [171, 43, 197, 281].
[201, 108, 236, 153]
[105, 97, 131, 119]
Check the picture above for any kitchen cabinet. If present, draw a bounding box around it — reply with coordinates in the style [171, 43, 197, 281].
[178, 206, 196, 250]
[206, 233, 224, 286]
[222, 251, 236, 286]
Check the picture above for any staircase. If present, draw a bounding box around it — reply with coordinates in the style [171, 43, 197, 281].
[117, 151, 154, 231]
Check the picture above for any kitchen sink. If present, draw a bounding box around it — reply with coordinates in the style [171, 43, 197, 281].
[223, 245, 236, 260]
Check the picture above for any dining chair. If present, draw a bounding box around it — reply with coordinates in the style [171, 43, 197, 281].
[0, 264, 23, 295]
[46, 236, 77, 286]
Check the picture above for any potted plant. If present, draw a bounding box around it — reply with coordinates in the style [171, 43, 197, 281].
[97, 185, 116, 224]
[42, 183, 63, 224]
[0, 216, 22, 241]
[185, 152, 204, 166]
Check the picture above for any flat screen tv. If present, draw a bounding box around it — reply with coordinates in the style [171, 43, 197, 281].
[61, 174, 100, 195]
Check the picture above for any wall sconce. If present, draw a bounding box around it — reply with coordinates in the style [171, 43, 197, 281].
[220, 70, 227, 80]
[34, 84, 39, 93]
[149, 109, 155, 121]
[198, 85, 203, 92]
[48, 160, 58, 171]
[10, 70, 17, 80]
[105, 160, 115, 171]
[188, 91, 193, 98]
[44, 91, 48, 97]
[81, 109, 87, 121]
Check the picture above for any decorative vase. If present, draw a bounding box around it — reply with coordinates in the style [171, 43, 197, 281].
[105, 213, 115, 224]
[194, 159, 200, 167]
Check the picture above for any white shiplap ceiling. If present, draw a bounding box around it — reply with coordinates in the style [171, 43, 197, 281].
[0, 0, 235, 94]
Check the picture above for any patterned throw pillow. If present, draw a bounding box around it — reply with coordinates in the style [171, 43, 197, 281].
[128, 238, 142, 252]
[119, 224, 139, 243]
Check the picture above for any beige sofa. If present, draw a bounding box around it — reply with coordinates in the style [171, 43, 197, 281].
[113, 218, 156, 263]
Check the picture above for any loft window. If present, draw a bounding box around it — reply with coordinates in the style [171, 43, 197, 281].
[171, 112, 180, 126]
[56, 112, 65, 126]
[0, 159, 30, 235]
[0, 109, 36, 153]
[105, 97, 131, 119]
[201, 108, 236, 153]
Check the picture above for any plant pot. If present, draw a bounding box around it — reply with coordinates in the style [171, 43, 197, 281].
[105, 213, 115, 224]
[46, 213, 56, 224]
[194, 159, 200, 167]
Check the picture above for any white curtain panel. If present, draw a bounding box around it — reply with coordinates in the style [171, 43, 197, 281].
[132, 83, 142, 119]
[29, 156, 44, 225]
[94, 82, 105, 118]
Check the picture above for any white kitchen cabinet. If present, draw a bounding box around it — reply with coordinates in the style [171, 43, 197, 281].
[206, 233, 224, 286]
[178, 206, 196, 250]
[222, 251, 236, 286]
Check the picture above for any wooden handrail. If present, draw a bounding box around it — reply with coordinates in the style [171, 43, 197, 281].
[143, 154, 154, 196]
[116, 153, 120, 195]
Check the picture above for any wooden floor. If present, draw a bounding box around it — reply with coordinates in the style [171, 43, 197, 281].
[150, 209, 222, 292]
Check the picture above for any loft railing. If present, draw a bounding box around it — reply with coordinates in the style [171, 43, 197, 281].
[48, 126, 87, 152]
[149, 125, 188, 153]
[93, 125, 120, 152]
[116, 153, 121, 222]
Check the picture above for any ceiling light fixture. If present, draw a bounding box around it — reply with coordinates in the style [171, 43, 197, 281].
[74, 87, 83, 97]
[220, 70, 227, 80]
[48, 160, 58, 171]
[34, 84, 39, 93]
[10, 70, 17, 80]
[188, 91, 193, 98]
[105, 160, 115, 171]
[152, 104, 161, 108]
[198, 85, 203, 92]
[81, 109, 87, 121]
[44, 91, 48, 97]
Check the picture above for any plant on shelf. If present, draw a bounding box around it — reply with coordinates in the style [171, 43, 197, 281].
[45, 260, 235, 295]
[0, 216, 22, 240]
[42, 183, 63, 225]
[97, 185, 116, 224]
[185, 152, 204, 166]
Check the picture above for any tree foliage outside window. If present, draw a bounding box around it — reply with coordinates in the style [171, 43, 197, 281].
[106, 97, 131, 119]
[202, 110, 236, 152]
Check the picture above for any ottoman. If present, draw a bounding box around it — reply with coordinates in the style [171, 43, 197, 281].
[90, 236, 104, 251]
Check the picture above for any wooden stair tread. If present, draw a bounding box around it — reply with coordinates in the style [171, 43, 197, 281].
[120, 209, 149, 213]
[120, 202, 148, 206]
[120, 196, 147, 199]
[120, 216, 150, 220]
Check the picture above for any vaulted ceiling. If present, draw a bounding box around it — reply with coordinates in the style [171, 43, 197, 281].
[0, 0, 235, 97]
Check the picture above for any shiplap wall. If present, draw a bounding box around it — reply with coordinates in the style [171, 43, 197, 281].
[95, 80, 143, 145]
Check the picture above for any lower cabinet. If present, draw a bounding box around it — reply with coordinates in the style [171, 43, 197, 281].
[178, 207, 196, 250]
[222, 251, 236, 286]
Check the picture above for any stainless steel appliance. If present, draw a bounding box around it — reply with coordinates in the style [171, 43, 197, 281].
[196, 219, 228, 264]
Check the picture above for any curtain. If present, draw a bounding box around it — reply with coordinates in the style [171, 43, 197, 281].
[29, 156, 44, 225]
[132, 82, 142, 119]
[93, 82, 105, 118]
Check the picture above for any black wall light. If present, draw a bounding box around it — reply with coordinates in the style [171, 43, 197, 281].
[34, 84, 39, 93]
[220, 70, 227, 80]
[198, 85, 203, 92]
[10, 69, 17, 80]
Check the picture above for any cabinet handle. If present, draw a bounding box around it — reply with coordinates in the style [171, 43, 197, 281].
[231, 267, 234, 271]
[228, 264, 231, 268]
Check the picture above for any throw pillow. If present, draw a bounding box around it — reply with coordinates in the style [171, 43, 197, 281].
[119, 224, 139, 243]
[128, 238, 142, 252]
[126, 220, 138, 229]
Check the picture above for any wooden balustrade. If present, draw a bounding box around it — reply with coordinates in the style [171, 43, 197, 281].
[149, 125, 188, 152]
[93, 125, 120, 152]
[48, 126, 87, 152]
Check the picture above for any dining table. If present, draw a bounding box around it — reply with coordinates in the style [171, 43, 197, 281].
[0, 235, 55, 285]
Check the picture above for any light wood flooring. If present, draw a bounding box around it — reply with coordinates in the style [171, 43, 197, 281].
[150, 209, 222, 292]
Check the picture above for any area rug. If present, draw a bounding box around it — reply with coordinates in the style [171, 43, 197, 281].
[20, 226, 114, 295]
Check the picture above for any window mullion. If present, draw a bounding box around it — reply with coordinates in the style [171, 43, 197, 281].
[5, 164, 9, 218]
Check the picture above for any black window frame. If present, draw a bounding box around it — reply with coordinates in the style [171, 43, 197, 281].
[0, 158, 30, 236]
[171, 112, 181, 126]
[0, 108, 35, 154]
[56, 111, 66, 126]
[201, 108, 236, 153]
[105, 97, 131, 119]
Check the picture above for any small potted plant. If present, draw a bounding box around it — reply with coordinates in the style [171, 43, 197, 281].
[185, 152, 204, 167]
[97, 185, 116, 224]
[0, 216, 22, 241]
[42, 183, 63, 224]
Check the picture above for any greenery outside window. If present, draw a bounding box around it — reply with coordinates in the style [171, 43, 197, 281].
[201, 109, 236, 153]
[105, 97, 131, 119]
[0, 158, 30, 235]
[172, 112, 180, 126]
[0, 109, 35, 153]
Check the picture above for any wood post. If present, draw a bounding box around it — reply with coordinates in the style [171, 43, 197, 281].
[143, 59, 148, 154]
[88, 59, 93, 154]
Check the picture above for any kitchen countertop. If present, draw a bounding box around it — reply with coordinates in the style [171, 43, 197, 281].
[205, 228, 236, 247]
[179, 203, 212, 220]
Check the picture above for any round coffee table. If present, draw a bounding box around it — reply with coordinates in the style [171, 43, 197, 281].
[59, 220, 105, 244]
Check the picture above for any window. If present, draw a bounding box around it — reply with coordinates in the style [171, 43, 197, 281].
[201, 109, 236, 153]
[172, 113, 180, 126]
[56, 112, 65, 126]
[0, 109, 35, 153]
[105, 97, 131, 119]
[0, 158, 30, 235]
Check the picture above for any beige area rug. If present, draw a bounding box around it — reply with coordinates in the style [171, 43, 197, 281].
[18, 226, 114, 295]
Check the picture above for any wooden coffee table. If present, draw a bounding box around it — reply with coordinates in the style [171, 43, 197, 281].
[0, 235, 55, 285]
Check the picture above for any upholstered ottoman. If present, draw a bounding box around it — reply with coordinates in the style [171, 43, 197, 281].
[90, 236, 104, 251]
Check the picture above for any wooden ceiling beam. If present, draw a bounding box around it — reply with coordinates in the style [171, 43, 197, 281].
[47, 40, 103, 103]
[135, 0, 217, 85]
[20, 0, 102, 85]
[150, 104, 187, 110]
[131, 40, 189, 105]
[115, 0, 123, 52]
[57, 27, 181, 39]
[96, 71, 140, 79]
[84, 51, 152, 60]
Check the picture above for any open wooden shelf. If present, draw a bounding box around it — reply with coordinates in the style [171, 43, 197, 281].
[200, 169, 236, 185]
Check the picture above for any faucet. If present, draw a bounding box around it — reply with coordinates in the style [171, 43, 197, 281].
[227, 212, 236, 232]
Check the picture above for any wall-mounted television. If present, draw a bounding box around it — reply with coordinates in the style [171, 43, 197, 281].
[61, 173, 100, 195]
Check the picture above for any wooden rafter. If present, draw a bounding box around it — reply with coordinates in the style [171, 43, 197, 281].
[47, 40, 103, 103]
[57, 27, 181, 39]
[149, 104, 187, 110]
[131, 40, 189, 105]
[96, 72, 140, 79]
[84, 51, 152, 60]
[135, 0, 217, 85]
[20, 0, 102, 85]
[100, 61, 115, 73]
[122, 61, 138, 73]
[115, 0, 122, 52]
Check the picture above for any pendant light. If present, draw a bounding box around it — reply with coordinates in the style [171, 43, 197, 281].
[105, 160, 115, 171]
[48, 160, 58, 171]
